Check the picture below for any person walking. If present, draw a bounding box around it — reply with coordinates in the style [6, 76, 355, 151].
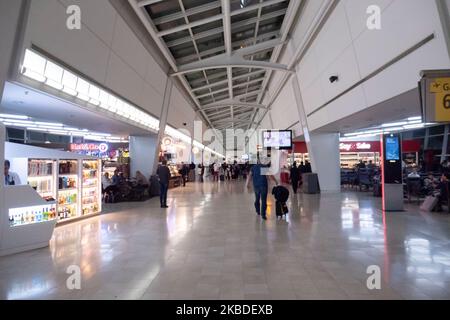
[290, 162, 300, 194]
[304, 160, 312, 173]
[213, 161, 220, 182]
[156, 160, 170, 208]
[198, 164, 204, 183]
[246, 156, 278, 220]
[180, 162, 188, 187]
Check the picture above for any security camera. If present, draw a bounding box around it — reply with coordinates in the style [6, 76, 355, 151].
[329, 75, 339, 83]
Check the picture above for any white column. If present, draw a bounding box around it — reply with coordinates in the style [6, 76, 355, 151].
[0, 0, 25, 101]
[0, 124, 5, 214]
[307, 133, 341, 192]
[291, 76, 341, 192]
[436, 0, 450, 60]
[152, 78, 173, 173]
[129, 135, 158, 179]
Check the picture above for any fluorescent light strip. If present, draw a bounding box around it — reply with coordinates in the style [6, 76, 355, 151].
[21, 49, 160, 131]
[2, 116, 127, 142]
[382, 122, 408, 128]
[0, 114, 30, 120]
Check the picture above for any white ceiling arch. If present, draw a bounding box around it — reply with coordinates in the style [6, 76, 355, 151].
[128, 0, 302, 131]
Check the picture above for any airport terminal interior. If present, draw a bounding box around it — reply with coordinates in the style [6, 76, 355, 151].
[1, 0, 450, 301]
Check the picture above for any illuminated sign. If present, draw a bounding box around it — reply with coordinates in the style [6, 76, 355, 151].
[339, 142, 379, 152]
[70, 143, 109, 153]
[163, 137, 173, 146]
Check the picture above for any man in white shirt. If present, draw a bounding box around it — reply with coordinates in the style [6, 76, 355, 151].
[4, 160, 21, 186]
[213, 161, 220, 182]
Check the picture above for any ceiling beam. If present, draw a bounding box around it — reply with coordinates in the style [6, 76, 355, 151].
[222, 0, 234, 112]
[156, 0, 288, 37]
[128, 0, 218, 134]
[171, 58, 292, 77]
[192, 70, 265, 92]
[137, 0, 163, 7]
[248, 0, 304, 130]
[153, 1, 221, 25]
[166, 9, 287, 48]
[198, 100, 267, 111]
[195, 77, 265, 99]
[180, 38, 285, 69]
[176, 31, 281, 65]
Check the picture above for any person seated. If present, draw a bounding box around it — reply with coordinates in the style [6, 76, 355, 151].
[434, 173, 450, 212]
[135, 170, 149, 187]
[407, 167, 421, 178]
[111, 169, 121, 185]
[4, 160, 22, 186]
[424, 173, 437, 194]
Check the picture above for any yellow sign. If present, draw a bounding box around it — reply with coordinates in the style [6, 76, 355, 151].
[431, 78, 450, 121]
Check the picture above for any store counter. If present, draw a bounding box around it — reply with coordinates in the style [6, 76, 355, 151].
[0, 185, 57, 256]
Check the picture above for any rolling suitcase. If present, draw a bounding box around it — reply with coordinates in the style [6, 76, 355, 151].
[420, 196, 438, 212]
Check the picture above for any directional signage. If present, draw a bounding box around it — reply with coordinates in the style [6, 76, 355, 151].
[420, 70, 450, 123]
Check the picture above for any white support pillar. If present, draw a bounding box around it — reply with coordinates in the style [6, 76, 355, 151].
[436, 0, 450, 60]
[152, 78, 173, 174]
[307, 133, 341, 192]
[129, 135, 159, 179]
[0, 0, 25, 101]
[0, 124, 5, 218]
[291, 76, 341, 192]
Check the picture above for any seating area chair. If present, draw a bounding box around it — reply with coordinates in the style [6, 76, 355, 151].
[358, 169, 371, 191]
[406, 177, 422, 204]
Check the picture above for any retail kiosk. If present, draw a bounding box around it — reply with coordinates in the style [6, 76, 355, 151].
[1, 127, 102, 256]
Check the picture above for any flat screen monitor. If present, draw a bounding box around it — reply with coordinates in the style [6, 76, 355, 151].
[385, 136, 400, 161]
[262, 130, 293, 150]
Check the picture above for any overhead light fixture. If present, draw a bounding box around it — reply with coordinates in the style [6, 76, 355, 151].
[0, 114, 30, 120]
[403, 123, 425, 130]
[34, 121, 64, 127]
[61, 70, 78, 96]
[408, 116, 422, 121]
[22, 50, 46, 82]
[381, 122, 408, 128]
[21, 49, 161, 132]
[22, 68, 46, 82]
[384, 126, 404, 132]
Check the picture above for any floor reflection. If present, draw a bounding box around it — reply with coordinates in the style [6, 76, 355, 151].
[0, 182, 449, 300]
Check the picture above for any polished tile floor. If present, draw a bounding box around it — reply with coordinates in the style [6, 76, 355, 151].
[1, 181, 450, 300]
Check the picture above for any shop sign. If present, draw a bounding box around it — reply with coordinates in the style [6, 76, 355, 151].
[70, 143, 109, 153]
[339, 142, 379, 152]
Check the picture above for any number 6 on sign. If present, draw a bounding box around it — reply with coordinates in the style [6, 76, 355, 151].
[444, 94, 450, 109]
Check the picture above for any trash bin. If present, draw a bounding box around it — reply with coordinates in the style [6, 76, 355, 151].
[302, 173, 320, 194]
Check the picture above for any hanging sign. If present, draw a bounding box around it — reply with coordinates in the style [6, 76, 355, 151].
[420, 70, 450, 123]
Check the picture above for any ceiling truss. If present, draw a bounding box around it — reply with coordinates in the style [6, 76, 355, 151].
[129, 0, 300, 133]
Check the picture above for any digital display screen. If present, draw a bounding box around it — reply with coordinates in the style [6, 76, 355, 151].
[262, 130, 292, 150]
[386, 136, 400, 161]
